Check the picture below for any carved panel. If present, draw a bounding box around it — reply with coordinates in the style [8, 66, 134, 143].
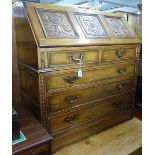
[75, 12, 108, 38]
[104, 16, 133, 38]
[35, 8, 78, 38]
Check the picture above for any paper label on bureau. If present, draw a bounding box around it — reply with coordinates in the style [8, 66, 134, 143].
[77, 69, 82, 77]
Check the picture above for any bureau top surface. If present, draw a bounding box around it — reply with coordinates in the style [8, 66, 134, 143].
[15, 2, 141, 47]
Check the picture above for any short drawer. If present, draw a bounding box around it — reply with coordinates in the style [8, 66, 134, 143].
[46, 62, 135, 92]
[46, 49, 101, 68]
[51, 109, 133, 152]
[103, 47, 136, 61]
[48, 92, 134, 132]
[48, 78, 134, 112]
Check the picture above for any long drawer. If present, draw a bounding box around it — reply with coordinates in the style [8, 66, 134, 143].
[51, 109, 133, 153]
[48, 92, 134, 132]
[48, 78, 135, 112]
[46, 62, 135, 92]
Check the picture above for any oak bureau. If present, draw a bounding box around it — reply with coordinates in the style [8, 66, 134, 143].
[14, 2, 141, 153]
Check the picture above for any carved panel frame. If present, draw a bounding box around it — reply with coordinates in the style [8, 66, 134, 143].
[103, 15, 134, 38]
[74, 12, 109, 39]
[35, 8, 79, 39]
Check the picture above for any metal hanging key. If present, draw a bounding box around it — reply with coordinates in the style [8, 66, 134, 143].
[69, 53, 83, 78]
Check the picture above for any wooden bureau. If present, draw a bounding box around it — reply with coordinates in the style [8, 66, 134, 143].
[14, 2, 141, 153]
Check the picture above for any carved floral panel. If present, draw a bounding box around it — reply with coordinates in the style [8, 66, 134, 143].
[75, 12, 108, 38]
[35, 8, 78, 38]
[104, 16, 133, 38]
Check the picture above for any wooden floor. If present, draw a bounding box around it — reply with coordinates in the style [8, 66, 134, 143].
[54, 117, 142, 155]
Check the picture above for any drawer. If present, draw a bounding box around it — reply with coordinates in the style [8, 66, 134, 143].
[46, 62, 135, 92]
[51, 109, 133, 152]
[48, 92, 134, 132]
[45, 48, 101, 68]
[48, 78, 134, 112]
[103, 47, 136, 61]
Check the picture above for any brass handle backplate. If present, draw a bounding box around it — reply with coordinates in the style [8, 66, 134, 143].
[117, 67, 127, 74]
[65, 95, 79, 103]
[115, 50, 126, 58]
[64, 75, 78, 84]
[116, 83, 126, 91]
[69, 53, 83, 62]
[64, 114, 79, 123]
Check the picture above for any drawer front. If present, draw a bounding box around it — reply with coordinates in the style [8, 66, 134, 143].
[48, 93, 134, 132]
[47, 50, 100, 68]
[103, 47, 136, 61]
[51, 109, 133, 153]
[48, 79, 134, 112]
[46, 62, 135, 92]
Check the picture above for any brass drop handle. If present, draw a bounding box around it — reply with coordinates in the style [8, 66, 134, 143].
[115, 50, 126, 58]
[113, 100, 124, 107]
[116, 83, 126, 91]
[65, 95, 79, 103]
[64, 75, 78, 84]
[64, 114, 79, 123]
[69, 53, 83, 62]
[117, 67, 127, 74]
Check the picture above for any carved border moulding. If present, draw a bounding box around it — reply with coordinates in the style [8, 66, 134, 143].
[39, 75, 47, 128]
[74, 12, 109, 38]
[40, 52, 45, 69]
[35, 8, 79, 38]
[103, 16, 134, 38]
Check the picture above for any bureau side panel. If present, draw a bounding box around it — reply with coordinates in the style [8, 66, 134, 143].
[13, 2, 38, 68]
[18, 65, 41, 121]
